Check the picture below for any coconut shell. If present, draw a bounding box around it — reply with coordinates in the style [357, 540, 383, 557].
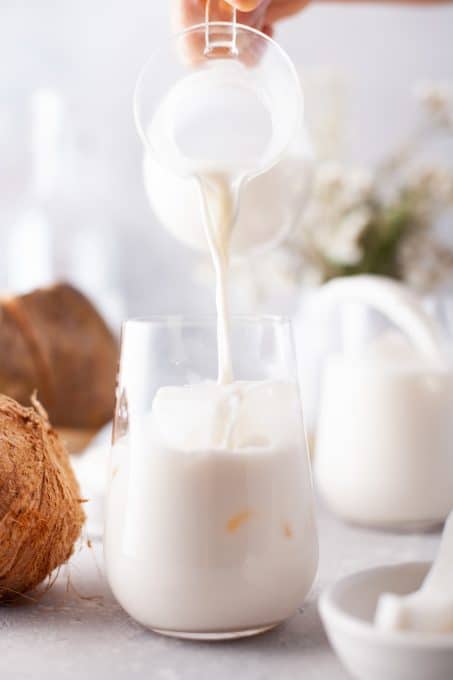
[0, 283, 118, 429]
[0, 395, 85, 601]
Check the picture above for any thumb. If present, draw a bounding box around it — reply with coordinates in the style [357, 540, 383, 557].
[228, 1, 265, 10]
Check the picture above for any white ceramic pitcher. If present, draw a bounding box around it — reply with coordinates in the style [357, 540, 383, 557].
[314, 275, 453, 531]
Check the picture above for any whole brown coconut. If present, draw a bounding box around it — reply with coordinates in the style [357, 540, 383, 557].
[0, 395, 85, 601]
[0, 283, 118, 429]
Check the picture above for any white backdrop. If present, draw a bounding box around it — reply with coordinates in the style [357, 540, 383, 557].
[0, 1, 452, 319]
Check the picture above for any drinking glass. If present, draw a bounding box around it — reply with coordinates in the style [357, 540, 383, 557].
[104, 316, 318, 639]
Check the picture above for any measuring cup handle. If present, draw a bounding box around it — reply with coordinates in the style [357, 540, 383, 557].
[204, 0, 238, 56]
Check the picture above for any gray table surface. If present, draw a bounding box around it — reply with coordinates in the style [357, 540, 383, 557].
[1, 502, 439, 680]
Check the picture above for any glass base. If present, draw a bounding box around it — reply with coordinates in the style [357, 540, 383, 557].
[150, 622, 279, 641]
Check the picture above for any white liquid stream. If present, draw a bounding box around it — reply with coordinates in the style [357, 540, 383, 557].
[197, 172, 238, 383]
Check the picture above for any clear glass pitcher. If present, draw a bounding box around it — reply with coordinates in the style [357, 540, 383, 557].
[135, 7, 313, 258]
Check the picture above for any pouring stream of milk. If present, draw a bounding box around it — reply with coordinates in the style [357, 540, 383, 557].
[197, 172, 241, 384]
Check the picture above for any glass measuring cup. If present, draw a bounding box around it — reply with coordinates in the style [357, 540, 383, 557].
[134, 5, 311, 257]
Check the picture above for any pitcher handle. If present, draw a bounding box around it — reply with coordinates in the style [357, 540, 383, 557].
[317, 275, 448, 367]
[204, 0, 238, 56]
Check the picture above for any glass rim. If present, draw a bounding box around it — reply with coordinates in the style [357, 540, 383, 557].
[122, 313, 292, 329]
[133, 20, 303, 159]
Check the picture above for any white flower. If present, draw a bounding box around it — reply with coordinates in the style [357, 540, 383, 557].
[323, 236, 362, 266]
[415, 82, 451, 112]
[397, 228, 453, 293]
[406, 164, 453, 206]
[315, 162, 346, 198]
[339, 207, 373, 240]
[315, 207, 371, 266]
[414, 82, 452, 127]
[333, 169, 374, 213]
[313, 162, 374, 214]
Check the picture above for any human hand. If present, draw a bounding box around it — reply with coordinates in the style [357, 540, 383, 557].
[173, 0, 310, 36]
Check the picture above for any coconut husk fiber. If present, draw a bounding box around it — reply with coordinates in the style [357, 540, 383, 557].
[0, 395, 85, 601]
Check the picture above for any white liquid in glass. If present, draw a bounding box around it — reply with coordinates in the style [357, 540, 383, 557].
[106, 381, 317, 633]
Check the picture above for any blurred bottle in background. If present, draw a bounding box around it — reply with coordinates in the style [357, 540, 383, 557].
[2, 89, 124, 329]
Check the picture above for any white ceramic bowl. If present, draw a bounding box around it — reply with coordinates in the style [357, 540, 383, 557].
[319, 562, 453, 680]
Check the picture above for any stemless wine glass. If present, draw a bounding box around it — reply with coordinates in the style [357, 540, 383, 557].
[104, 316, 318, 640]
[135, 16, 312, 258]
